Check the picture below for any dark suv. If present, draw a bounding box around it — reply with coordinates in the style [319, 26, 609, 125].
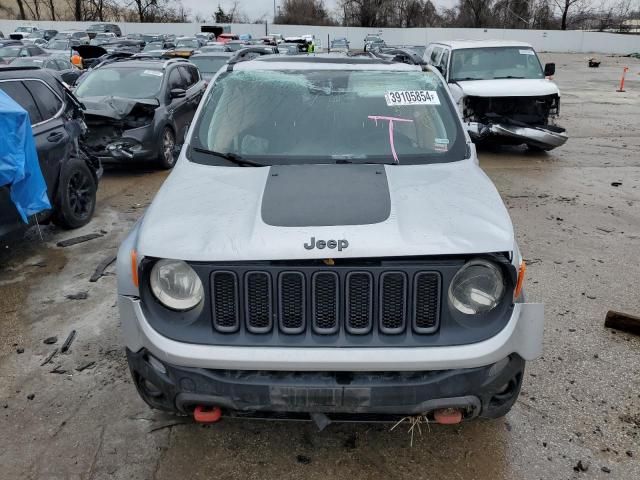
[75, 58, 206, 169]
[86, 23, 122, 39]
[0, 67, 101, 237]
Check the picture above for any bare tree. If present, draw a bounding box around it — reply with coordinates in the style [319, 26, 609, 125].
[553, 0, 586, 29]
[276, 0, 336, 25]
[14, 0, 27, 19]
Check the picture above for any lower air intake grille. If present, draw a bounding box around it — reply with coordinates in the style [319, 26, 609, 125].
[245, 272, 272, 333]
[346, 272, 373, 334]
[211, 271, 239, 332]
[413, 273, 441, 333]
[380, 272, 407, 334]
[279, 272, 305, 333]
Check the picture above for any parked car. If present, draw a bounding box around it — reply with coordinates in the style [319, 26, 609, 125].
[217, 33, 239, 44]
[9, 25, 40, 40]
[141, 41, 175, 56]
[45, 39, 82, 57]
[196, 44, 230, 54]
[53, 31, 90, 45]
[166, 37, 201, 58]
[90, 32, 117, 46]
[425, 40, 567, 151]
[266, 33, 284, 44]
[330, 37, 349, 53]
[277, 43, 301, 55]
[86, 23, 122, 39]
[9, 56, 82, 85]
[188, 52, 233, 81]
[0, 66, 100, 234]
[364, 34, 384, 51]
[224, 40, 249, 52]
[116, 54, 543, 423]
[0, 44, 47, 64]
[75, 58, 206, 168]
[141, 34, 165, 45]
[22, 30, 58, 45]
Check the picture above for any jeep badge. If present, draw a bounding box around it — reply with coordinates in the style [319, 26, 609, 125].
[304, 237, 349, 251]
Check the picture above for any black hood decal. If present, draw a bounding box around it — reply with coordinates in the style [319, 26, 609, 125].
[261, 164, 391, 227]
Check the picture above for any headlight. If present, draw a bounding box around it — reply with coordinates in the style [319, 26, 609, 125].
[448, 259, 505, 315]
[150, 259, 203, 311]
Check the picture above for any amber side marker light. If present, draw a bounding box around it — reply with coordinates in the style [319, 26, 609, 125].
[131, 250, 139, 288]
[514, 261, 526, 299]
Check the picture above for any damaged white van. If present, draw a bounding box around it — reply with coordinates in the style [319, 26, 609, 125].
[425, 40, 567, 151]
[117, 55, 544, 425]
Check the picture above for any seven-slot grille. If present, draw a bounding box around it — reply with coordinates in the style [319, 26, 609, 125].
[210, 270, 441, 335]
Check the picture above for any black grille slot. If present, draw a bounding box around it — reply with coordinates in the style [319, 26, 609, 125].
[279, 272, 305, 334]
[413, 273, 441, 333]
[245, 272, 272, 333]
[346, 272, 373, 334]
[211, 271, 239, 333]
[379, 272, 407, 334]
[312, 272, 339, 334]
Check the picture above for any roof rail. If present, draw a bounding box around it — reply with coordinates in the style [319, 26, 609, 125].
[0, 65, 42, 72]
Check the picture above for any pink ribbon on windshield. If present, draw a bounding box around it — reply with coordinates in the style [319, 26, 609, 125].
[368, 115, 414, 164]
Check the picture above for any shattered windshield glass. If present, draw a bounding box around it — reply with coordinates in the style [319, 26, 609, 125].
[191, 69, 465, 166]
[75, 67, 163, 99]
[450, 47, 544, 81]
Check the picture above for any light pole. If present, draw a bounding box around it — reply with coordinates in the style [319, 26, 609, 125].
[274, 0, 276, 21]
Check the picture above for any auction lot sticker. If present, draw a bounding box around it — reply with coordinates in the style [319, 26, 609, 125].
[385, 90, 440, 106]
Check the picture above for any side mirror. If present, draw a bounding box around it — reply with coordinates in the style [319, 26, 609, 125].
[434, 65, 444, 75]
[544, 62, 555, 77]
[170, 88, 186, 99]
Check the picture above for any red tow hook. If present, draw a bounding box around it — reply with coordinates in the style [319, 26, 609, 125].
[193, 405, 222, 423]
[434, 408, 463, 425]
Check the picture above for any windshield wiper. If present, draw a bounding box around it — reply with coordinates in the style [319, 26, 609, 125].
[192, 147, 265, 167]
[493, 76, 525, 79]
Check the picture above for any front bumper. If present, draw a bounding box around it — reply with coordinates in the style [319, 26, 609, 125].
[467, 122, 568, 150]
[119, 295, 543, 371]
[87, 124, 158, 162]
[127, 348, 525, 419]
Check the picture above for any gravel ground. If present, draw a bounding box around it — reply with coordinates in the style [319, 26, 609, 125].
[0, 52, 638, 480]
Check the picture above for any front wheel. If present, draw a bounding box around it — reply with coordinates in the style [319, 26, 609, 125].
[157, 127, 177, 170]
[52, 156, 97, 229]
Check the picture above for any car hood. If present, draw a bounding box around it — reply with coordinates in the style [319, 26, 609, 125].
[456, 78, 560, 97]
[136, 158, 514, 261]
[80, 96, 160, 119]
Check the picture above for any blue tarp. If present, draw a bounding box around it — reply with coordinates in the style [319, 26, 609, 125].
[0, 88, 51, 222]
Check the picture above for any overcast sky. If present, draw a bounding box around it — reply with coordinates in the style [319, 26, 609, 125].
[182, 0, 457, 22]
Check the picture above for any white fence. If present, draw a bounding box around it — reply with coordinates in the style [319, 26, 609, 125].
[1, 19, 639, 54]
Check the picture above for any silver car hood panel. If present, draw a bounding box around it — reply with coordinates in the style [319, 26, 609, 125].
[137, 158, 514, 261]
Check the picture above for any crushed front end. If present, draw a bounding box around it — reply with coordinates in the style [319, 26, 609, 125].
[462, 94, 568, 150]
[82, 97, 159, 161]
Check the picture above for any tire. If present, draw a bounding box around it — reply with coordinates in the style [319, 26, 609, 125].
[157, 127, 177, 170]
[52, 156, 97, 229]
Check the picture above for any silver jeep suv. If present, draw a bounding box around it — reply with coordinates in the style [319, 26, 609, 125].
[117, 55, 543, 425]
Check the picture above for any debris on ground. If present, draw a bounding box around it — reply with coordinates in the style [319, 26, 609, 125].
[16, 347, 24, 354]
[605, 310, 640, 336]
[66, 291, 88, 301]
[56, 233, 104, 248]
[574, 459, 590, 472]
[89, 254, 117, 282]
[60, 330, 77, 353]
[611, 181, 622, 187]
[390, 415, 432, 447]
[43, 336, 57, 345]
[50, 366, 67, 374]
[296, 455, 311, 465]
[75, 361, 96, 372]
[588, 58, 601, 68]
[602, 466, 611, 473]
[26, 394, 35, 401]
[40, 348, 58, 366]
